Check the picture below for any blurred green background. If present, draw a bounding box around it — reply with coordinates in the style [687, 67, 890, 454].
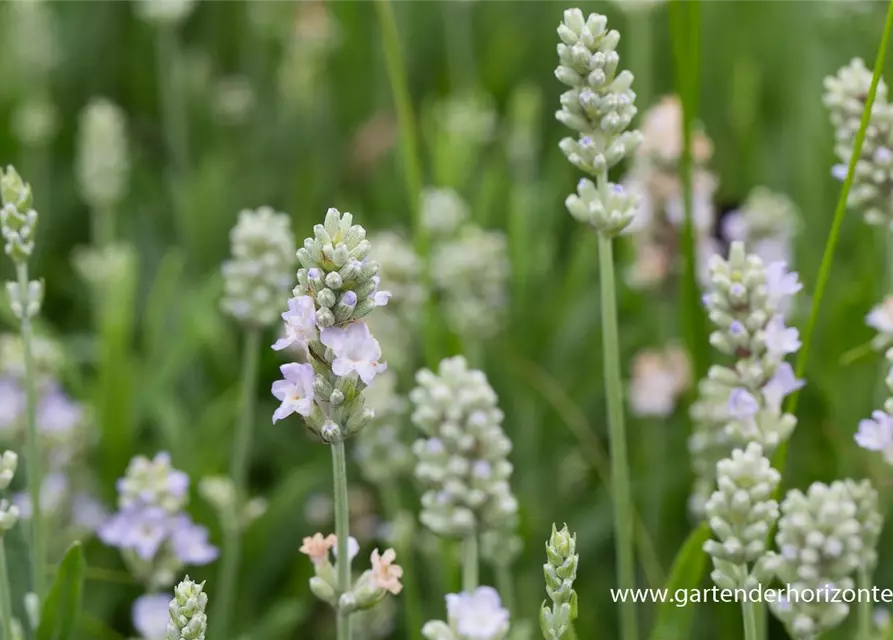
[1, 1, 892, 638]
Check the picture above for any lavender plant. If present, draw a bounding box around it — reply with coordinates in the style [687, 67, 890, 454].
[540, 524, 578, 640]
[273, 207, 394, 640]
[1, 166, 47, 601]
[166, 576, 208, 640]
[422, 587, 511, 640]
[0, 451, 20, 640]
[555, 9, 642, 638]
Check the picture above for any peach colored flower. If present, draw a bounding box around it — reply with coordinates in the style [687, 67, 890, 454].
[300, 532, 336, 566]
[369, 548, 403, 595]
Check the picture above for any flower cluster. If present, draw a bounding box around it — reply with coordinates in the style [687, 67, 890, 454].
[765, 480, 878, 638]
[704, 444, 779, 589]
[628, 344, 691, 417]
[555, 9, 643, 236]
[410, 356, 518, 538]
[1, 168, 43, 319]
[688, 242, 803, 515]
[98, 452, 218, 590]
[221, 207, 296, 327]
[540, 524, 578, 640]
[0, 451, 19, 533]
[721, 187, 801, 269]
[354, 370, 413, 485]
[824, 58, 893, 229]
[300, 532, 403, 613]
[272, 208, 389, 443]
[423, 587, 511, 640]
[866, 298, 893, 351]
[76, 98, 130, 213]
[854, 355, 893, 462]
[166, 576, 208, 640]
[622, 96, 718, 288]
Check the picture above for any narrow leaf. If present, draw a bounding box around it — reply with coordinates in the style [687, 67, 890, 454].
[649, 523, 711, 640]
[36, 541, 86, 640]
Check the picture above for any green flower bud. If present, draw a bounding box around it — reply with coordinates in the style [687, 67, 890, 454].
[0, 451, 18, 490]
[166, 577, 208, 640]
[541, 524, 578, 640]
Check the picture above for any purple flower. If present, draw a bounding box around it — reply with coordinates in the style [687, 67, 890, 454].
[761, 363, 805, 412]
[13, 472, 68, 519]
[271, 362, 315, 423]
[37, 387, 83, 435]
[728, 388, 760, 420]
[370, 276, 391, 307]
[320, 321, 387, 385]
[132, 593, 170, 640]
[169, 515, 219, 565]
[763, 315, 801, 358]
[272, 295, 318, 353]
[765, 262, 802, 309]
[0, 378, 25, 432]
[98, 506, 171, 561]
[72, 492, 110, 532]
[855, 411, 893, 452]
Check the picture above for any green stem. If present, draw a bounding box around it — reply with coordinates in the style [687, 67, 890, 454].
[629, 8, 653, 112]
[461, 533, 478, 593]
[17, 263, 45, 603]
[775, 0, 893, 473]
[597, 228, 638, 640]
[214, 328, 261, 637]
[0, 539, 14, 640]
[381, 481, 423, 640]
[92, 204, 116, 248]
[332, 439, 352, 640]
[495, 562, 516, 615]
[742, 601, 758, 640]
[858, 567, 873, 639]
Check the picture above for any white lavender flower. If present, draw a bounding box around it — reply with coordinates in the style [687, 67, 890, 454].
[410, 357, 517, 538]
[866, 297, 893, 350]
[166, 576, 208, 640]
[540, 524, 578, 640]
[766, 481, 865, 638]
[423, 587, 511, 640]
[136, 0, 197, 26]
[824, 58, 893, 229]
[98, 453, 217, 590]
[133, 593, 171, 640]
[844, 479, 883, 573]
[555, 9, 643, 236]
[76, 98, 130, 212]
[688, 242, 803, 515]
[221, 207, 296, 327]
[1, 167, 38, 265]
[704, 444, 779, 590]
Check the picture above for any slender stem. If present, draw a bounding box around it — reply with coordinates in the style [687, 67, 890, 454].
[858, 567, 873, 639]
[214, 328, 261, 637]
[597, 229, 638, 640]
[495, 562, 516, 615]
[461, 533, 478, 593]
[775, 0, 893, 475]
[17, 263, 45, 603]
[381, 481, 423, 640]
[0, 539, 14, 640]
[92, 204, 116, 248]
[332, 439, 352, 640]
[742, 601, 758, 640]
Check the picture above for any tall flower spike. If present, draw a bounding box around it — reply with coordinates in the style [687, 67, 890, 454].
[221, 206, 296, 327]
[76, 98, 130, 213]
[166, 576, 208, 640]
[688, 242, 803, 515]
[0, 451, 19, 533]
[540, 524, 578, 640]
[556, 9, 643, 236]
[410, 356, 518, 538]
[704, 444, 780, 590]
[1, 167, 38, 265]
[844, 479, 883, 575]
[766, 481, 864, 639]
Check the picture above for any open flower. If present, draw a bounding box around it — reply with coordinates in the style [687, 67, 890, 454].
[728, 388, 759, 420]
[299, 532, 337, 566]
[320, 321, 387, 385]
[765, 261, 802, 309]
[132, 593, 170, 640]
[446, 586, 510, 640]
[272, 362, 315, 423]
[369, 547, 403, 595]
[272, 295, 318, 353]
[761, 363, 805, 412]
[855, 411, 893, 453]
[763, 315, 801, 358]
[867, 297, 893, 348]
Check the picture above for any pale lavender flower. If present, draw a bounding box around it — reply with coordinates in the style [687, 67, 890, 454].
[0, 377, 24, 431]
[320, 321, 387, 384]
[855, 411, 893, 452]
[132, 593, 170, 640]
[37, 387, 83, 435]
[765, 261, 802, 309]
[764, 315, 801, 357]
[72, 492, 110, 531]
[330, 535, 360, 563]
[272, 295, 318, 353]
[762, 363, 805, 412]
[169, 515, 219, 564]
[271, 362, 315, 422]
[867, 297, 893, 334]
[446, 586, 510, 639]
[728, 388, 760, 420]
[98, 505, 171, 560]
[13, 471, 68, 519]
[371, 276, 392, 307]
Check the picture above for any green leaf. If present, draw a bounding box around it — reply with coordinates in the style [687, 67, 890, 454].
[648, 523, 711, 640]
[36, 541, 86, 640]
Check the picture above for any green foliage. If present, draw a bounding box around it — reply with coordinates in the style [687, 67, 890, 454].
[36, 542, 86, 640]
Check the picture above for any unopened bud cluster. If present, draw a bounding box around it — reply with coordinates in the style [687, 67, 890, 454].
[1, 167, 43, 320]
[556, 9, 642, 236]
[540, 524, 579, 640]
[222, 206, 296, 327]
[271, 208, 389, 443]
[766, 481, 874, 638]
[823, 58, 893, 229]
[166, 576, 208, 640]
[688, 242, 803, 515]
[704, 444, 779, 589]
[76, 98, 130, 211]
[0, 451, 19, 533]
[423, 586, 511, 640]
[410, 357, 518, 538]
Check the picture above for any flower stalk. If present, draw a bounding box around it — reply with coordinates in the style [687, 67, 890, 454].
[462, 534, 478, 594]
[332, 437, 352, 640]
